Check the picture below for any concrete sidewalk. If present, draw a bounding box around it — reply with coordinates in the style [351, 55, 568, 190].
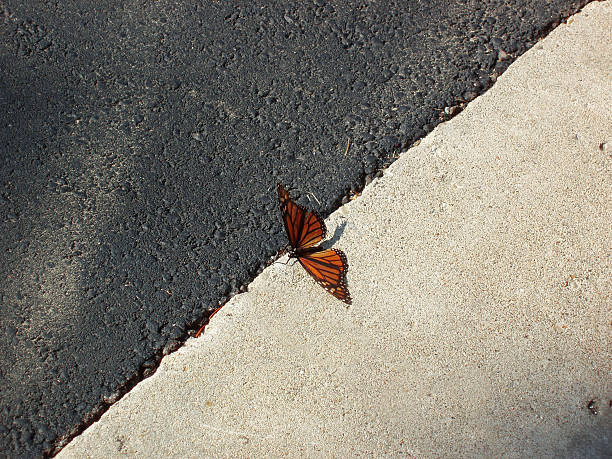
[59, 2, 611, 457]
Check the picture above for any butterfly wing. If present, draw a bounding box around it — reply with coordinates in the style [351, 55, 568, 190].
[297, 248, 351, 304]
[277, 183, 326, 249]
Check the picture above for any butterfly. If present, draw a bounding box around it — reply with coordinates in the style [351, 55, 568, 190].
[277, 183, 351, 304]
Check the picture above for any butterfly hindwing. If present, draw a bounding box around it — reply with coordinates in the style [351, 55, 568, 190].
[297, 248, 351, 305]
[277, 183, 326, 249]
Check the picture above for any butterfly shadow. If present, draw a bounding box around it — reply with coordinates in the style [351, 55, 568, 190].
[320, 220, 348, 249]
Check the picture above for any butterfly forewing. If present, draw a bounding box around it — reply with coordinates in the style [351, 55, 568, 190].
[297, 249, 351, 305]
[277, 183, 326, 249]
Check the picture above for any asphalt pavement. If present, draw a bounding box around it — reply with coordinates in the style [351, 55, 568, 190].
[0, 0, 603, 457]
[58, 1, 611, 457]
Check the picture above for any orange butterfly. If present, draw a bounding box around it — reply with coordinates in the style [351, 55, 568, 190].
[277, 183, 351, 304]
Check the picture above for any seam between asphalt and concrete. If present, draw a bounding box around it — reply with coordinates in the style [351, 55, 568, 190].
[58, 2, 611, 457]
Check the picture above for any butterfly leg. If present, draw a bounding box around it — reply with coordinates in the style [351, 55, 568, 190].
[273, 257, 299, 267]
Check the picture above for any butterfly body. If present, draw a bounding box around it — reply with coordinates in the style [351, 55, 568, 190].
[277, 183, 351, 304]
[288, 246, 323, 258]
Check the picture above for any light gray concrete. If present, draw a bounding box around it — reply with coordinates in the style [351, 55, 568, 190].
[59, 2, 611, 457]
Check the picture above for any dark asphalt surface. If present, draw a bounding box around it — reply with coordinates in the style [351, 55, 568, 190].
[0, 0, 589, 456]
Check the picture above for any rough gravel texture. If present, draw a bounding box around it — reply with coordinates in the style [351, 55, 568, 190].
[0, 0, 589, 456]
